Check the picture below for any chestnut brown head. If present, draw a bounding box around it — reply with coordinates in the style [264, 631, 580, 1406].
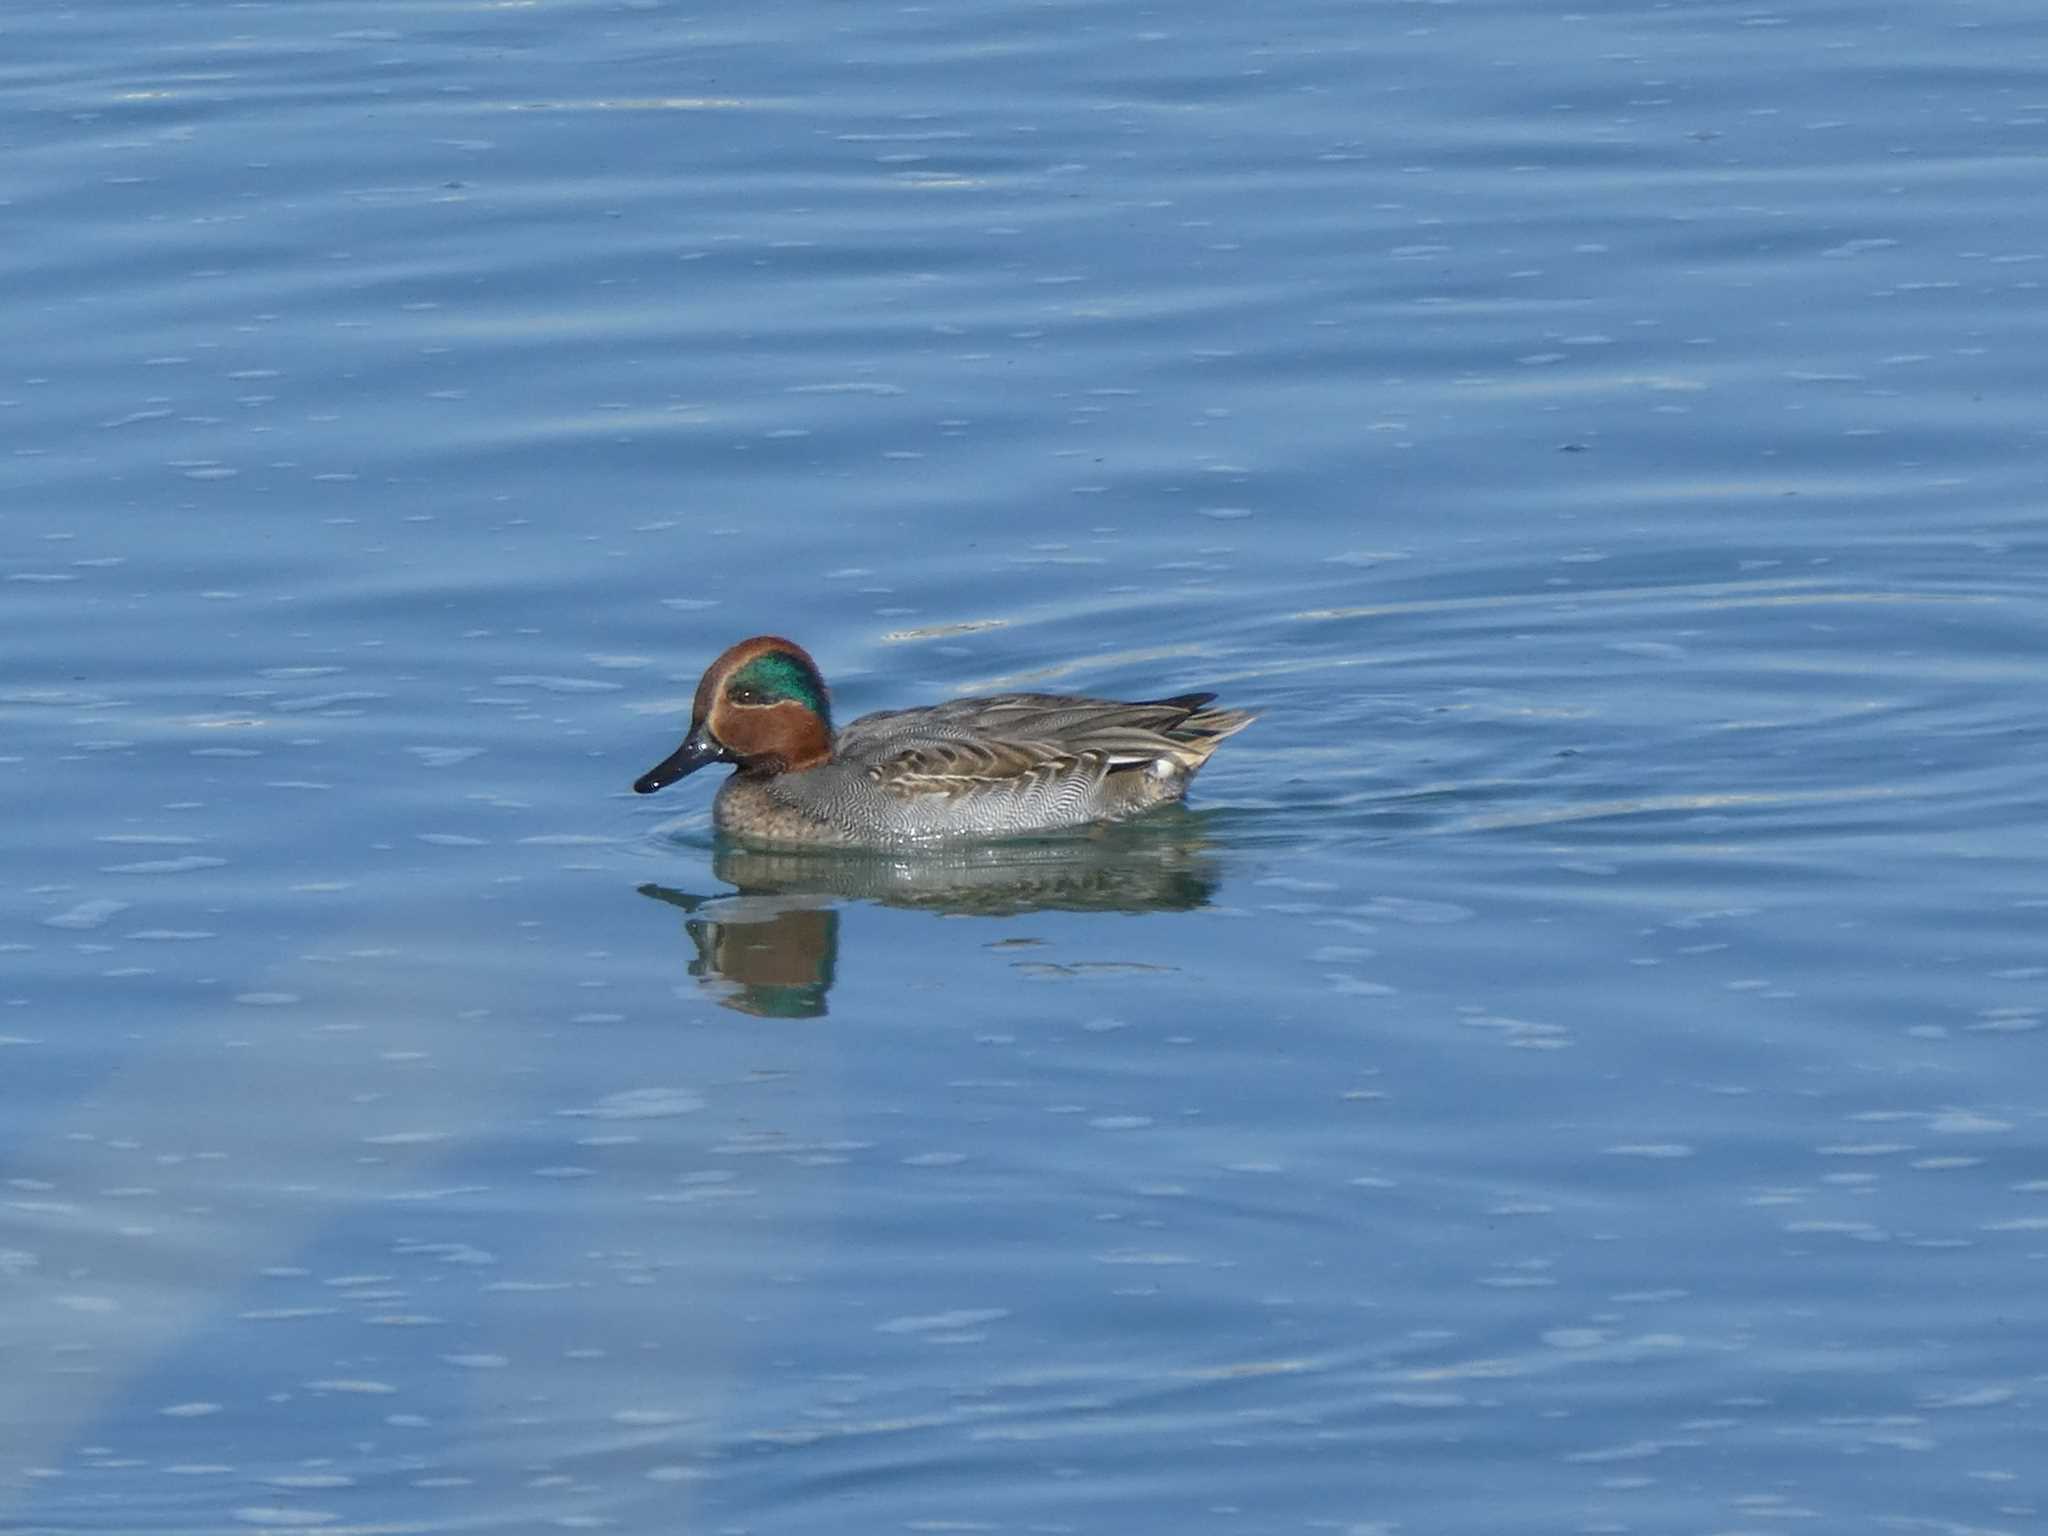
[633, 636, 834, 794]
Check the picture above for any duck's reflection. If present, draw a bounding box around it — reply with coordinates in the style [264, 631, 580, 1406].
[638, 814, 1224, 1018]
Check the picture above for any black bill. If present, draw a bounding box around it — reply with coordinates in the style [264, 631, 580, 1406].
[633, 723, 725, 794]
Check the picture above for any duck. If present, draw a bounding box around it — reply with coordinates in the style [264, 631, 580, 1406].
[632, 635, 1255, 848]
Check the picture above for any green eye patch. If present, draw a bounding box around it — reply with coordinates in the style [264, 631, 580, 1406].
[729, 651, 829, 718]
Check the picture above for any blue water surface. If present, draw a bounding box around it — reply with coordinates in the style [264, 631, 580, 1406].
[4, 0, 2046, 1531]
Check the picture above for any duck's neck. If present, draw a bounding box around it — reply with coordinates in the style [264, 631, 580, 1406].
[745, 702, 834, 776]
[780, 731, 834, 774]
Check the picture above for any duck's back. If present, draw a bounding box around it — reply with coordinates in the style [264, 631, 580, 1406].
[838, 691, 1222, 752]
[724, 690, 1254, 845]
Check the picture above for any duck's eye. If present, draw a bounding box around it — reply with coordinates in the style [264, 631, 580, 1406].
[729, 685, 763, 706]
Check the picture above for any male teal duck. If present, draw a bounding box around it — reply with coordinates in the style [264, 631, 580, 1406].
[632, 635, 1255, 848]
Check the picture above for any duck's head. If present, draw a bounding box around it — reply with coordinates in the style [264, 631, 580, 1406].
[633, 635, 834, 794]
